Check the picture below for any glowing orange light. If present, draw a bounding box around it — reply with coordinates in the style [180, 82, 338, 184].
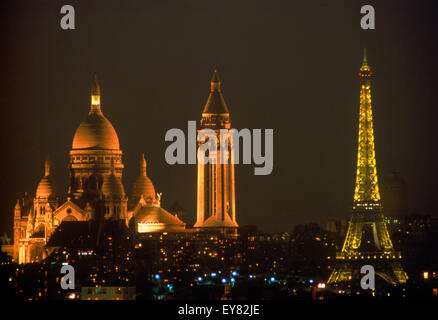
[91, 95, 100, 105]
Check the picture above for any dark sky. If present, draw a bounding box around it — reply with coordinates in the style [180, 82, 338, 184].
[1, 0, 437, 236]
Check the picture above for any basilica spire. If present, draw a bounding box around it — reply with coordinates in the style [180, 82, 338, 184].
[140, 153, 147, 177]
[44, 157, 51, 177]
[90, 74, 102, 113]
[210, 69, 220, 91]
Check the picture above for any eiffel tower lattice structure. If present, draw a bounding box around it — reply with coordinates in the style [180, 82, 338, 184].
[327, 50, 408, 285]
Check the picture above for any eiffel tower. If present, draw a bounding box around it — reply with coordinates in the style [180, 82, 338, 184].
[327, 50, 408, 285]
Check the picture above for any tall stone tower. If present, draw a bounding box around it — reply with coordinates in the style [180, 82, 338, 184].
[69, 75, 124, 210]
[328, 51, 408, 285]
[194, 70, 238, 229]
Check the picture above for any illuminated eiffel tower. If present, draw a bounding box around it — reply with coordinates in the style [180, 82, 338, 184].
[327, 50, 408, 285]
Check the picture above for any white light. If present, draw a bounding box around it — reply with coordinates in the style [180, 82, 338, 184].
[317, 283, 326, 288]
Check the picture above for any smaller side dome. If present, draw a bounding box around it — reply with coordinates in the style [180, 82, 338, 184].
[131, 154, 156, 204]
[132, 204, 186, 233]
[36, 159, 58, 199]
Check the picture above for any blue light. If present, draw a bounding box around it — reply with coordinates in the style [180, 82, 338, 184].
[309, 279, 314, 284]
[270, 277, 276, 282]
[211, 273, 217, 277]
[197, 277, 203, 282]
[221, 278, 227, 284]
[231, 278, 235, 282]
[232, 271, 238, 276]
[154, 274, 160, 280]
[249, 275, 254, 279]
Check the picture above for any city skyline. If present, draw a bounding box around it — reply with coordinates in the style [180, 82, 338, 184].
[1, 0, 437, 237]
[1, 0, 438, 305]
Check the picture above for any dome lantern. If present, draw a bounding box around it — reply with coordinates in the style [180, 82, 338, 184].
[72, 75, 120, 150]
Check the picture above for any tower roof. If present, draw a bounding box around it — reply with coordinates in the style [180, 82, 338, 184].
[202, 69, 229, 114]
[72, 75, 120, 150]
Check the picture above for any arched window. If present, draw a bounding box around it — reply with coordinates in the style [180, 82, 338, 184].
[62, 215, 77, 222]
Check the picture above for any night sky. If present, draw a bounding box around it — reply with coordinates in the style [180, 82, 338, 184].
[1, 0, 437, 237]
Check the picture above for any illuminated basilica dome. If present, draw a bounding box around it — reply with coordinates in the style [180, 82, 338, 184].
[68, 75, 124, 203]
[131, 196, 186, 233]
[72, 76, 120, 150]
[36, 159, 58, 199]
[72, 113, 120, 150]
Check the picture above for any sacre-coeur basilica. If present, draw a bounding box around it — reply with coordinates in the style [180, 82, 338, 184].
[4, 72, 239, 264]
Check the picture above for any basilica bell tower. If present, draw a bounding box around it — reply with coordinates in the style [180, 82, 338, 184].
[194, 70, 238, 230]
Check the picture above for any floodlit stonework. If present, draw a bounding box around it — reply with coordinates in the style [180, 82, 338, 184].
[7, 75, 188, 263]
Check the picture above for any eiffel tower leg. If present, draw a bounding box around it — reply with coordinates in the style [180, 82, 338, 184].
[328, 263, 352, 284]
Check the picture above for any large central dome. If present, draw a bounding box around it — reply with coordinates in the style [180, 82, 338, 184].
[72, 111, 120, 150]
[72, 76, 120, 150]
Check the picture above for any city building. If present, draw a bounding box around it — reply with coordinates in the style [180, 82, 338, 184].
[81, 286, 136, 300]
